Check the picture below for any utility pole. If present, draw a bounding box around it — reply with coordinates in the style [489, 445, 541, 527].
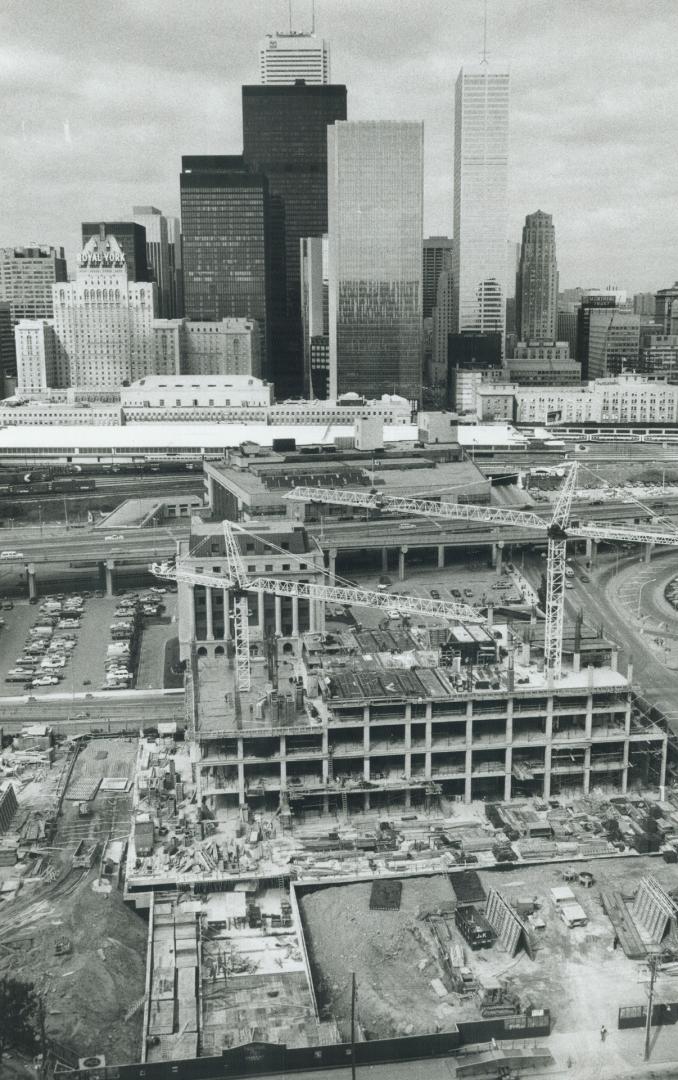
[350, 971, 357, 1080]
[644, 953, 660, 1061]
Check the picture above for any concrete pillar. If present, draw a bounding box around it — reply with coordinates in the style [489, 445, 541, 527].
[437, 545, 445, 570]
[205, 587, 214, 641]
[292, 596, 299, 638]
[585, 694, 593, 740]
[317, 600, 326, 634]
[322, 730, 329, 783]
[27, 563, 37, 601]
[363, 792, 371, 811]
[404, 788, 412, 808]
[381, 547, 389, 573]
[621, 740, 629, 794]
[186, 584, 196, 641]
[237, 761, 246, 807]
[583, 746, 591, 795]
[644, 542, 653, 564]
[279, 735, 286, 788]
[398, 545, 408, 582]
[223, 588, 231, 639]
[257, 591, 265, 633]
[309, 599, 316, 633]
[610, 649, 618, 673]
[105, 559, 115, 597]
[274, 595, 282, 636]
[585, 538, 597, 567]
[329, 548, 337, 586]
[660, 737, 668, 789]
[543, 745, 552, 800]
[424, 710, 432, 779]
[504, 747, 512, 801]
[464, 748, 473, 803]
[495, 541, 504, 575]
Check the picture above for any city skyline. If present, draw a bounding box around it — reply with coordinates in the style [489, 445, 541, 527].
[2, 0, 677, 292]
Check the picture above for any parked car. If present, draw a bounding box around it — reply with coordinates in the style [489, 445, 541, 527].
[430, 589, 441, 600]
[0, 550, 23, 559]
[105, 534, 125, 542]
[32, 675, 60, 686]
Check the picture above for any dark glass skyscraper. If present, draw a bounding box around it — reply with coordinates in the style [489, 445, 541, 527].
[180, 156, 271, 364]
[516, 211, 558, 343]
[81, 222, 150, 281]
[242, 83, 347, 397]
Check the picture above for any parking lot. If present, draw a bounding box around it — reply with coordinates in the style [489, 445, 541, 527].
[0, 588, 177, 695]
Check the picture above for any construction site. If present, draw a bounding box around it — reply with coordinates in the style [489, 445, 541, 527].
[4, 452, 678, 1079]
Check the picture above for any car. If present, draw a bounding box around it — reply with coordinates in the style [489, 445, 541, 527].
[450, 588, 462, 599]
[399, 524, 417, 531]
[3, 601, 14, 611]
[105, 534, 125, 542]
[464, 588, 474, 597]
[430, 589, 441, 600]
[0, 550, 23, 559]
[31, 675, 60, 686]
[565, 568, 574, 578]
[565, 581, 574, 589]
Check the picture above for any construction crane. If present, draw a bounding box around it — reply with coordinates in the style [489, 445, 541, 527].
[284, 462, 678, 680]
[151, 522, 483, 692]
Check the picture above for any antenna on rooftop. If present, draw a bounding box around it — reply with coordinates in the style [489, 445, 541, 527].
[482, 0, 489, 64]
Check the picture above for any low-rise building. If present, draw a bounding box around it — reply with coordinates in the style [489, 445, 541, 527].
[181, 318, 262, 378]
[515, 375, 678, 425]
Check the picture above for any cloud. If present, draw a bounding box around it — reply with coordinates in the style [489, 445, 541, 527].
[0, 0, 677, 289]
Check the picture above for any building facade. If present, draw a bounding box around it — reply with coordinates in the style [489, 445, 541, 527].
[52, 235, 157, 388]
[639, 334, 678, 378]
[516, 211, 558, 343]
[81, 222, 149, 282]
[432, 270, 455, 378]
[180, 156, 271, 367]
[242, 84, 347, 398]
[423, 237, 454, 320]
[132, 206, 174, 317]
[259, 32, 330, 84]
[300, 235, 330, 398]
[656, 282, 678, 335]
[576, 290, 625, 379]
[166, 216, 184, 317]
[15, 319, 57, 392]
[0, 246, 67, 325]
[515, 375, 678, 425]
[328, 120, 424, 403]
[587, 309, 640, 378]
[0, 301, 14, 383]
[181, 319, 262, 378]
[453, 62, 510, 345]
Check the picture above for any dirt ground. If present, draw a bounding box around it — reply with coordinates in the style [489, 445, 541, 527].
[299, 857, 678, 1075]
[0, 738, 146, 1066]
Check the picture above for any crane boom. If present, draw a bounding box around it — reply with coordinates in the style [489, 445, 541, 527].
[568, 524, 678, 546]
[284, 485, 548, 531]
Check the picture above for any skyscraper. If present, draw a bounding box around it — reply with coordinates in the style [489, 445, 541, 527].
[516, 210, 558, 342]
[453, 62, 510, 345]
[328, 120, 423, 402]
[259, 32, 330, 84]
[300, 235, 329, 398]
[422, 237, 454, 320]
[587, 309, 640, 378]
[180, 156, 272, 365]
[576, 290, 625, 378]
[0, 245, 67, 323]
[132, 206, 175, 317]
[0, 302, 14, 383]
[656, 282, 678, 335]
[166, 216, 184, 318]
[242, 83, 347, 397]
[81, 222, 150, 282]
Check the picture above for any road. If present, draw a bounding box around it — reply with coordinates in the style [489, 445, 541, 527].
[0, 687, 185, 733]
[0, 523, 190, 565]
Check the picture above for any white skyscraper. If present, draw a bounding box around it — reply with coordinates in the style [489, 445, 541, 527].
[453, 61, 510, 344]
[259, 32, 330, 84]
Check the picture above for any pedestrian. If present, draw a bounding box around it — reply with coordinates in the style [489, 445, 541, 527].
[600, 1025, 607, 1042]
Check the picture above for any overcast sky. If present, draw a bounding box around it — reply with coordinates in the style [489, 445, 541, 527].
[1, 0, 677, 292]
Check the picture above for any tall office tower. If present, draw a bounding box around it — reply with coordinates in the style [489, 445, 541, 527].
[587, 309, 640, 378]
[432, 270, 455, 376]
[166, 216, 184, 317]
[328, 121, 424, 402]
[0, 246, 67, 325]
[557, 310, 578, 360]
[422, 237, 454, 320]
[81, 222, 149, 282]
[576, 290, 624, 378]
[0, 302, 15, 383]
[132, 206, 175, 317]
[259, 32, 330, 84]
[453, 62, 510, 347]
[300, 235, 329, 397]
[180, 156, 272, 366]
[15, 320, 57, 392]
[633, 291, 656, 316]
[242, 83, 347, 397]
[516, 211, 558, 342]
[656, 282, 678, 334]
[52, 234, 157, 387]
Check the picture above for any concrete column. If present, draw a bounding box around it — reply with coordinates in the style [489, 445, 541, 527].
[279, 735, 286, 788]
[585, 538, 597, 567]
[186, 584, 196, 641]
[464, 748, 473, 804]
[504, 747, 512, 801]
[660, 737, 668, 789]
[309, 599, 317, 633]
[381, 547, 389, 573]
[205, 587, 214, 641]
[644, 542, 653, 564]
[274, 596, 282, 636]
[398, 545, 408, 582]
[223, 588, 231, 639]
[585, 694, 593, 740]
[543, 745, 552, 800]
[495, 541, 504, 575]
[437, 545, 445, 569]
[105, 559, 115, 597]
[621, 740, 629, 794]
[424, 709, 432, 779]
[329, 548, 337, 586]
[583, 746, 591, 795]
[292, 596, 299, 638]
[27, 563, 37, 601]
[237, 761, 246, 807]
[257, 591, 265, 633]
[317, 600, 326, 634]
[321, 730, 329, 783]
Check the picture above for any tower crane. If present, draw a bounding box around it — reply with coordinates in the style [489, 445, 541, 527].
[284, 462, 678, 680]
[151, 521, 484, 692]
